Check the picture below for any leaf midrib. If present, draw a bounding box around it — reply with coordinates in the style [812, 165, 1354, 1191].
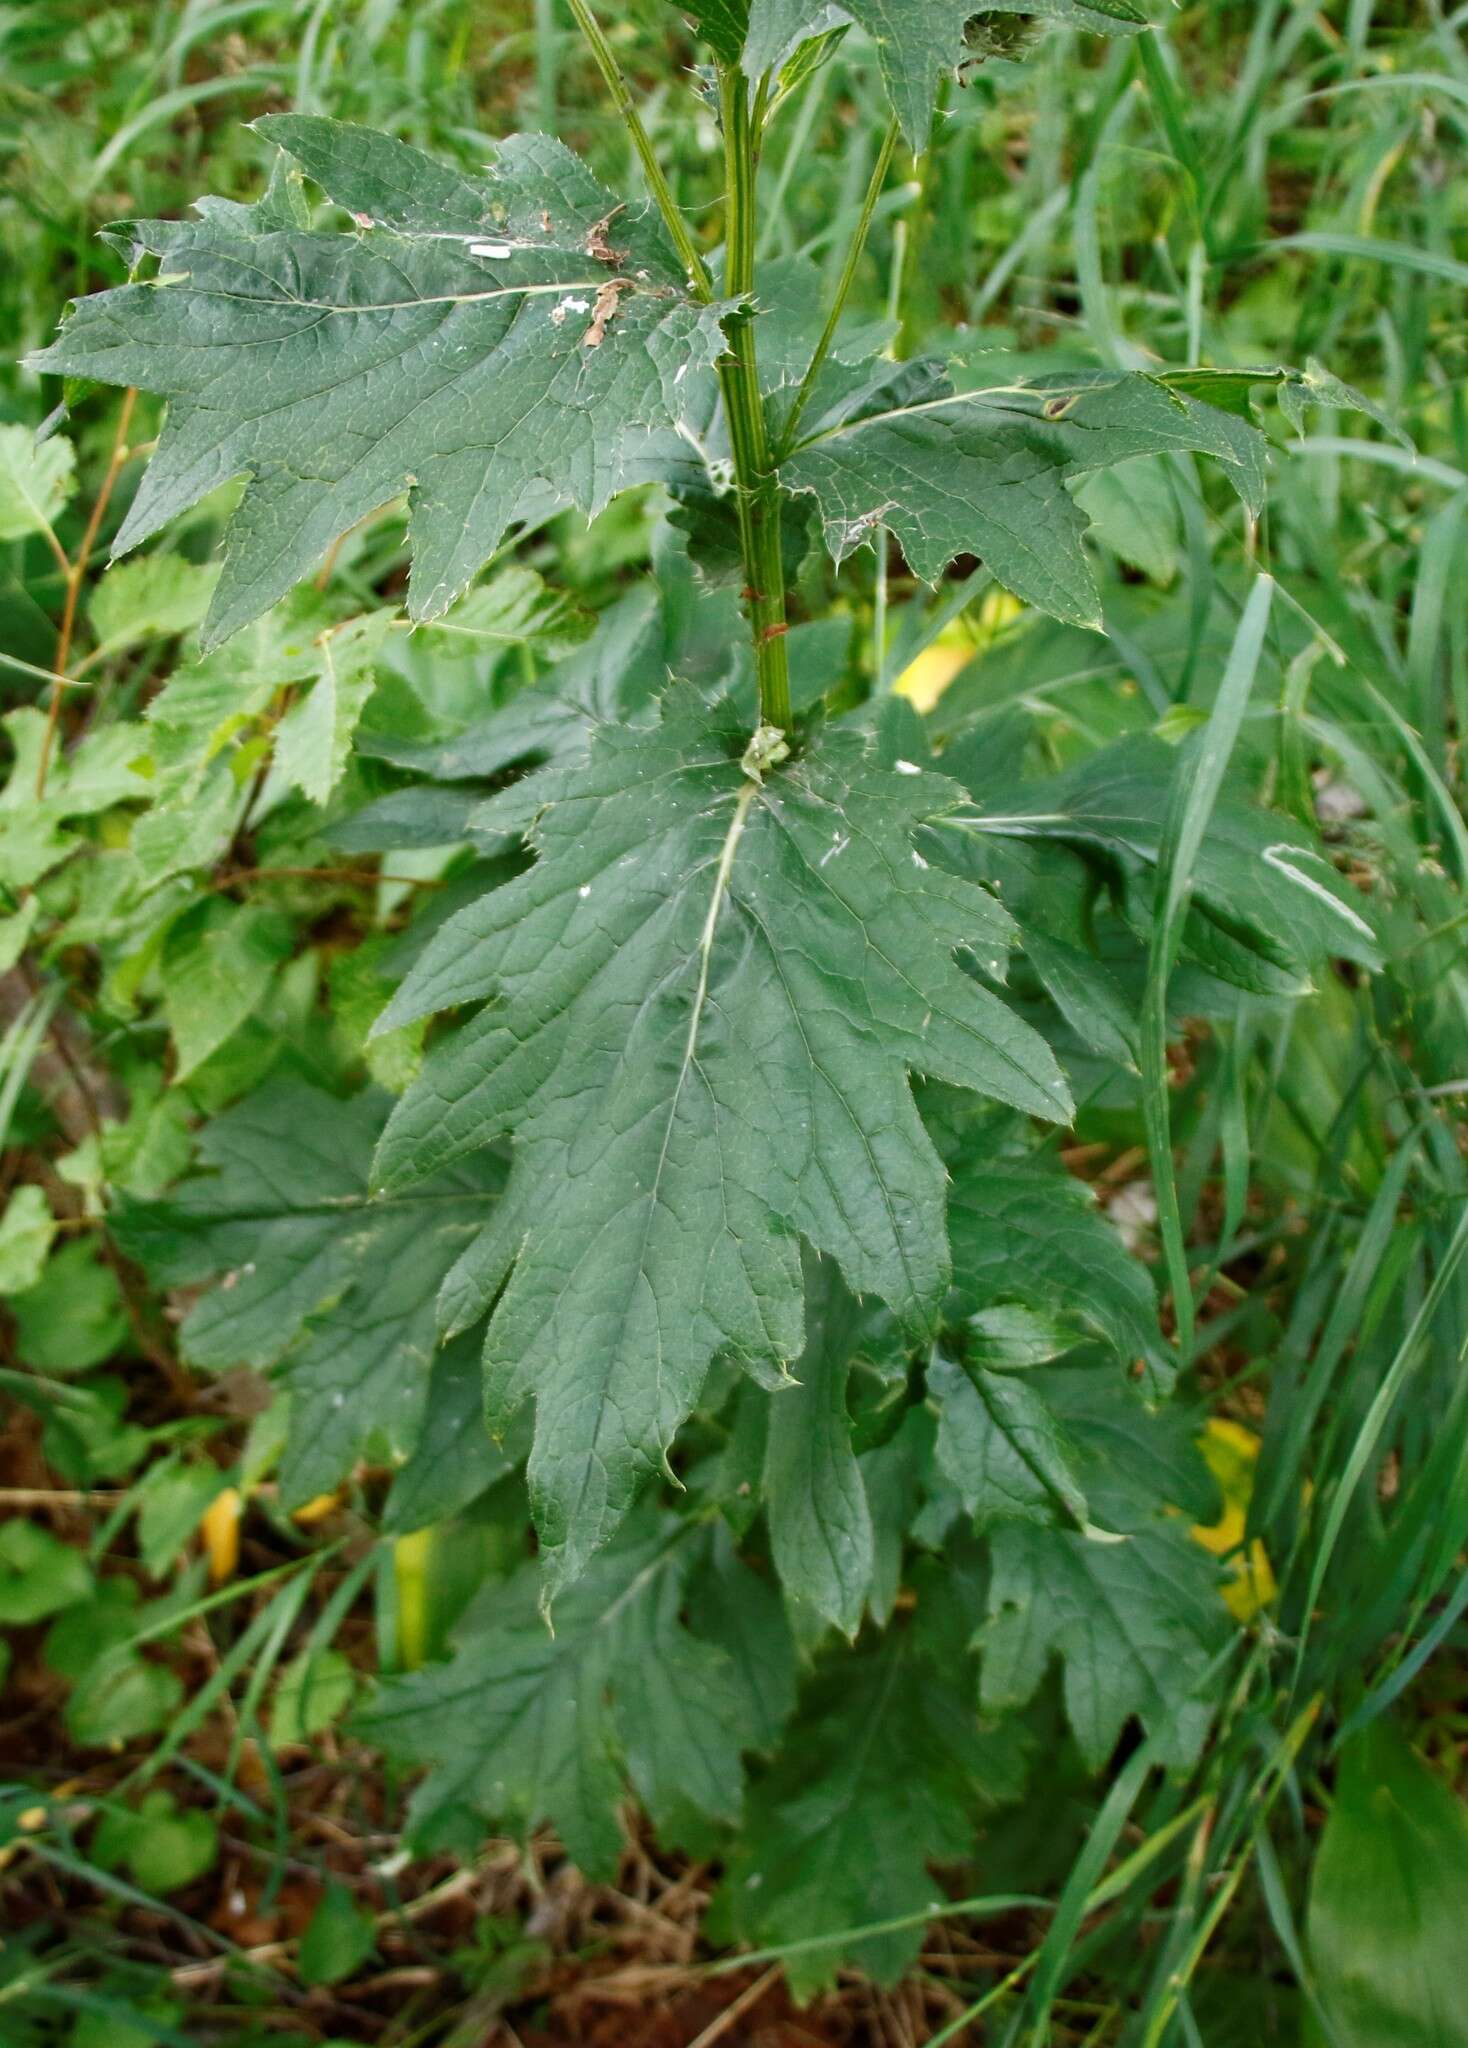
[174, 1184, 495, 1227]
[552, 778, 760, 1544]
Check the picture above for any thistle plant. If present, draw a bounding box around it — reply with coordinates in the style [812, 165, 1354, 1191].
[25, 0, 1388, 1994]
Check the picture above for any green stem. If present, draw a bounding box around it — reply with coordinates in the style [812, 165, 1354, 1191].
[534, 0, 559, 132]
[717, 64, 791, 729]
[562, 0, 713, 301]
[777, 115, 900, 459]
[564, 9, 788, 727]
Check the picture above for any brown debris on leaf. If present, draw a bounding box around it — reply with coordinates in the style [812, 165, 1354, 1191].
[585, 204, 628, 265]
[584, 277, 636, 349]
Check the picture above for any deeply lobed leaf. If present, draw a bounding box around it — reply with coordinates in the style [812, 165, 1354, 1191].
[719, 1559, 1031, 1996]
[781, 364, 1272, 629]
[960, 733, 1381, 985]
[981, 1519, 1229, 1768]
[374, 692, 1070, 1597]
[358, 1516, 778, 1874]
[28, 120, 706, 649]
[113, 1079, 500, 1504]
[743, 0, 1150, 148]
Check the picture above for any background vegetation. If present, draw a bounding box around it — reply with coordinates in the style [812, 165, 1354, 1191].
[2, 2, 1467, 2043]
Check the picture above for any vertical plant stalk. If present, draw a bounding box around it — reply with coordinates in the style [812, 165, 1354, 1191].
[873, 140, 909, 691]
[36, 386, 137, 797]
[718, 66, 791, 730]
[561, 0, 790, 727]
[561, 0, 713, 301]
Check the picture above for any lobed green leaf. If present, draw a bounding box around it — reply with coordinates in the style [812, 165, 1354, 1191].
[374, 694, 1070, 1599]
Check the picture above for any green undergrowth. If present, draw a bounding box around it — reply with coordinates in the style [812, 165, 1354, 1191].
[2, 3, 1467, 2045]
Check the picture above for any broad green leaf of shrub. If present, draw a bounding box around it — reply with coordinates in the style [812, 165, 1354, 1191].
[0, 422, 75, 541]
[1074, 454, 1180, 584]
[45, 1580, 185, 1747]
[780, 364, 1269, 628]
[691, 1526, 799, 1746]
[360, 585, 663, 792]
[359, 1518, 755, 1875]
[159, 900, 294, 1080]
[1018, 920, 1140, 1066]
[763, 1252, 875, 1636]
[92, 1791, 217, 1895]
[681, 0, 751, 64]
[1038, 1362, 1221, 1531]
[131, 591, 384, 882]
[96, 1077, 197, 1201]
[718, 1586, 1031, 1997]
[744, 1, 1148, 148]
[270, 608, 391, 805]
[14, 1239, 130, 1378]
[68, 1653, 185, 1749]
[0, 1523, 92, 1625]
[299, 1883, 376, 1988]
[328, 938, 426, 1096]
[930, 1348, 1090, 1528]
[981, 1520, 1228, 1768]
[28, 118, 721, 649]
[113, 1079, 500, 1505]
[1309, 1718, 1468, 2048]
[409, 566, 592, 662]
[0, 897, 41, 975]
[48, 1391, 151, 1488]
[271, 1648, 356, 1746]
[374, 693, 1070, 1598]
[962, 734, 1381, 985]
[947, 1155, 1160, 1370]
[135, 1456, 227, 1578]
[87, 555, 220, 662]
[0, 1184, 55, 1295]
[68, 2000, 184, 2048]
[381, 1335, 523, 1534]
[930, 1332, 1222, 1543]
[0, 707, 149, 892]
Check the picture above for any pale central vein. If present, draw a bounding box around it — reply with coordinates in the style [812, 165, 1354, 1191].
[182, 278, 614, 315]
[677, 779, 759, 1095]
[589, 779, 760, 1497]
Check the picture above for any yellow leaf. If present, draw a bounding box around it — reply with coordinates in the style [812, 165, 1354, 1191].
[394, 1528, 435, 1672]
[892, 588, 1024, 711]
[291, 1492, 340, 1526]
[201, 1486, 242, 1584]
[1191, 1417, 1277, 1623]
[894, 643, 970, 713]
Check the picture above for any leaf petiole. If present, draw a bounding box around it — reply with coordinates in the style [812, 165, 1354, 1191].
[561, 0, 714, 302]
[777, 115, 901, 460]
